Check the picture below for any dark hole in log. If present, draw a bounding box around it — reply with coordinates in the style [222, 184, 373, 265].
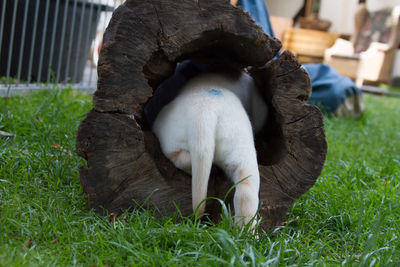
[254, 107, 287, 166]
[178, 30, 271, 67]
[141, 37, 288, 176]
[252, 69, 288, 166]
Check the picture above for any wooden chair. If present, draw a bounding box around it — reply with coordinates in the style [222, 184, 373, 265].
[324, 4, 400, 86]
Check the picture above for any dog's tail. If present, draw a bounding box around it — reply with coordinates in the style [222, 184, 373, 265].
[187, 111, 217, 217]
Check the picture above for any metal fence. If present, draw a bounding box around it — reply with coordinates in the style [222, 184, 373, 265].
[0, 0, 122, 96]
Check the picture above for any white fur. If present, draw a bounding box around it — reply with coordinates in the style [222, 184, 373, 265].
[152, 72, 267, 226]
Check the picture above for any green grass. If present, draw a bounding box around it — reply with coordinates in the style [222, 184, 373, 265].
[1, 89, 399, 266]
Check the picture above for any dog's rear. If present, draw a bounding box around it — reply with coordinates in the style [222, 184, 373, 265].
[153, 72, 265, 226]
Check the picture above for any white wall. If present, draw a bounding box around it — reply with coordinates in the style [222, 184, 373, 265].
[367, 0, 400, 11]
[264, 0, 303, 18]
[266, 0, 400, 34]
[318, 0, 400, 34]
[266, 0, 359, 34]
[319, 0, 359, 34]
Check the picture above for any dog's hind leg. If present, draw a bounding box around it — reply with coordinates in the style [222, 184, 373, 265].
[226, 156, 260, 227]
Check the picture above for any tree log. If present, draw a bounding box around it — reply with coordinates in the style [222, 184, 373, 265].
[76, 0, 327, 231]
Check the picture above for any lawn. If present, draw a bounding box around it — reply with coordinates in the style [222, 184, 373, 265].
[0, 88, 399, 266]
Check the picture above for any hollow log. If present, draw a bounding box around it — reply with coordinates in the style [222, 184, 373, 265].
[76, 0, 327, 231]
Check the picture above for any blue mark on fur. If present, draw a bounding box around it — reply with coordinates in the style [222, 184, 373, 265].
[207, 89, 223, 96]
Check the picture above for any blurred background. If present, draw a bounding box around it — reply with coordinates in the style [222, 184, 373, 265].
[0, 0, 399, 96]
[267, 0, 400, 87]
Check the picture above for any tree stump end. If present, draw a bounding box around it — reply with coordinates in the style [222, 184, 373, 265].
[76, 0, 327, 231]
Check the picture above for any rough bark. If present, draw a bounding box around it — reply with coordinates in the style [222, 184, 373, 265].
[76, 0, 327, 231]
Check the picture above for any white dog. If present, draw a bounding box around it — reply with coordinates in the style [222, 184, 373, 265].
[153, 71, 267, 226]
